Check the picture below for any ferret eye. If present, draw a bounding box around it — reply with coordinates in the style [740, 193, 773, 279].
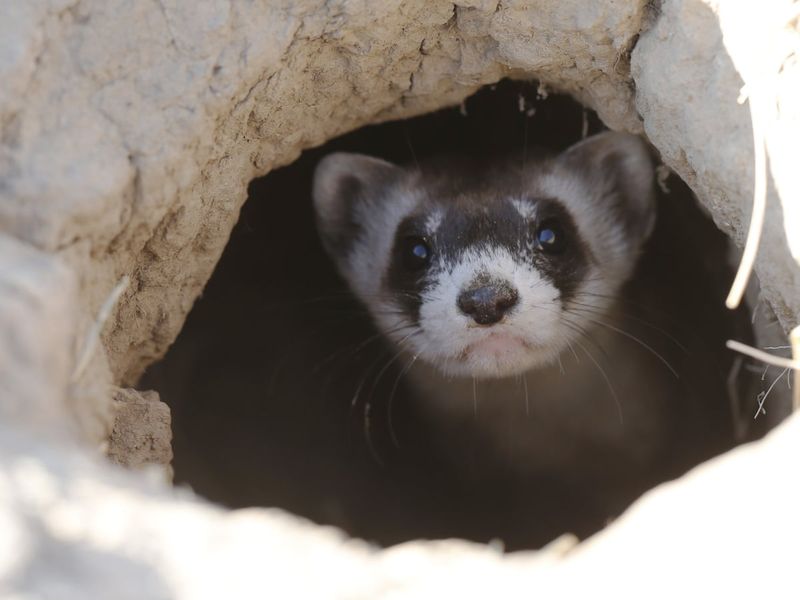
[535, 220, 566, 254]
[401, 236, 432, 270]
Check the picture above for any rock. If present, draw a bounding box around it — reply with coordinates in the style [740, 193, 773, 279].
[632, 0, 800, 329]
[0, 233, 78, 435]
[108, 388, 173, 471]
[0, 232, 113, 443]
[1, 400, 798, 598]
[0, 0, 649, 385]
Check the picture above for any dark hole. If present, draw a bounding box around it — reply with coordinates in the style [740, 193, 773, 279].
[141, 80, 766, 550]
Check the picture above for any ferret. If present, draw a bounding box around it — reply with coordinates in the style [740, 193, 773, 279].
[312, 132, 746, 538]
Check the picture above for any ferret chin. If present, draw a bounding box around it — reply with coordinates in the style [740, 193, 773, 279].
[451, 330, 563, 379]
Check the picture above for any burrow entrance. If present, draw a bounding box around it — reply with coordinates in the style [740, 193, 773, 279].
[142, 81, 770, 551]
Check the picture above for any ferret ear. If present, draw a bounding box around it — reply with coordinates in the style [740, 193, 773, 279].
[560, 131, 657, 245]
[313, 152, 401, 255]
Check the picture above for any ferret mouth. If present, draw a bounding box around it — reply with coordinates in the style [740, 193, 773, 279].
[459, 332, 531, 362]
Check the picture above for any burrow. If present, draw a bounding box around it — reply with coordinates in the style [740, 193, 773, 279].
[140, 81, 789, 551]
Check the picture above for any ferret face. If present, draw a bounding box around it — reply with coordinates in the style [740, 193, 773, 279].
[313, 132, 656, 379]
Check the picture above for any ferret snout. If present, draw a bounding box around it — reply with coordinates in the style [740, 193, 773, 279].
[457, 280, 519, 326]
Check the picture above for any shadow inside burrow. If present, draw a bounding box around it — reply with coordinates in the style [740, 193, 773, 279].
[140, 80, 767, 551]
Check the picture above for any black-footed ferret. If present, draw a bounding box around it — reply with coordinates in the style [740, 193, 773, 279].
[312, 132, 747, 534]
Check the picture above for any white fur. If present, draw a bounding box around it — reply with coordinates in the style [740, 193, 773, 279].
[509, 197, 537, 221]
[346, 185, 420, 300]
[424, 208, 444, 235]
[536, 168, 633, 287]
[378, 246, 583, 378]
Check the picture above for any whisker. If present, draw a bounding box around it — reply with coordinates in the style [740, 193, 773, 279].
[566, 339, 580, 364]
[347, 350, 393, 453]
[558, 315, 610, 362]
[350, 352, 389, 411]
[403, 125, 420, 172]
[361, 328, 424, 464]
[573, 290, 692, 325]
[522, 373, 530, 416]
[580, 315, 679, 378]
[575, 339, 624, 425]
[472, 377, 478, 418]
[386, 344, 427, 449]
[567, 301, 689, 355]
[363, 401, 385, 467]
[310, 323, 418, 373]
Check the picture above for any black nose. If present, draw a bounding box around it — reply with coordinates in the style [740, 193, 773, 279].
[457, 283, 519, 325]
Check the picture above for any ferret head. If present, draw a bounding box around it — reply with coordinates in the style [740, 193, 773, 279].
[313, 132, 656, 379]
